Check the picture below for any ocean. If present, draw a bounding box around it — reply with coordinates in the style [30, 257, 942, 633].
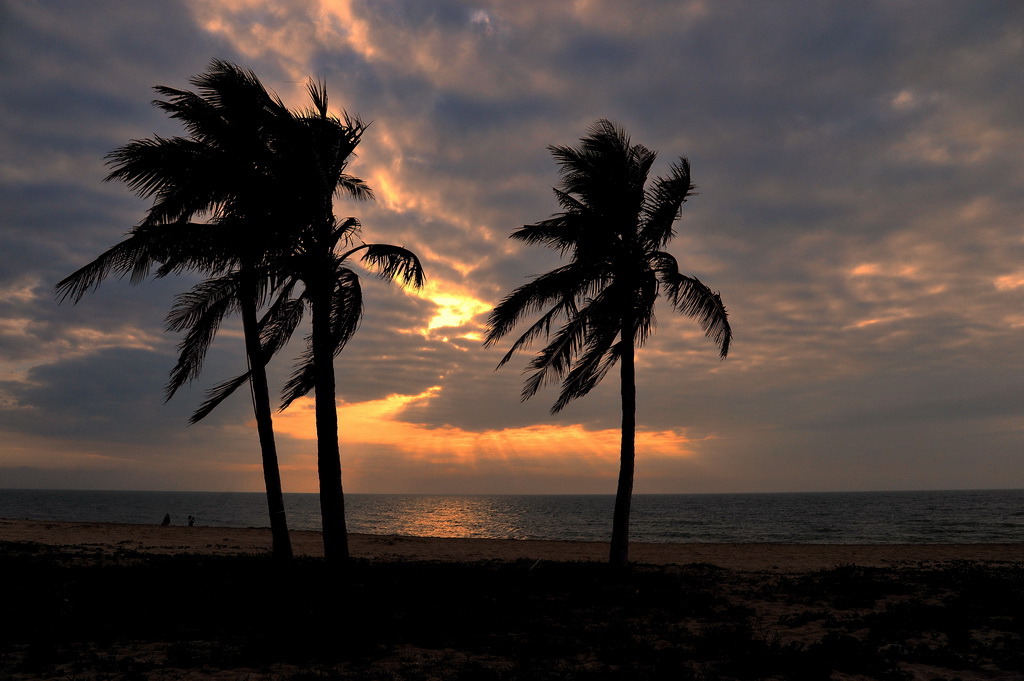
[2, 488, 1023, 544]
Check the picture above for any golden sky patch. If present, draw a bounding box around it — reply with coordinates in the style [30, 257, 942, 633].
[850, 263, 882, 276]
[0, 277, 39, 304]
[850, 262, 920, 279]
[407, 280, 492, 336]
[994, 272, 1024, 290]
[846, 317, 888, 329]
[63, 326, 164, 352]
[273, 387, 699, 469]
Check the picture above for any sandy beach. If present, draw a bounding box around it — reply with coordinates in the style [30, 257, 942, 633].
[3, 517, 1022, 571]
[3, 517, 1023, 681]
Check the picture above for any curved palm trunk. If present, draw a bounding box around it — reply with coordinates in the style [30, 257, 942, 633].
[609, 326, 637, 568]
[239, 275, 293, 562]
[310, 279, 350, 563]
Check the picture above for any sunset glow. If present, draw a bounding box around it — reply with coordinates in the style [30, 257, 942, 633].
[273, 389, 699, 468]
[408, 281, 492, 338]
[4, 2, 1023, 494]
[994, 272, 1024, 291]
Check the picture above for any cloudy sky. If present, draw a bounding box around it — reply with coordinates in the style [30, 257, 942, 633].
[2, 1, 1023, 495]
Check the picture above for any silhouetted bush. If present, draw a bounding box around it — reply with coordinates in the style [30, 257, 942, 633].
[2, 543, 1022, 680]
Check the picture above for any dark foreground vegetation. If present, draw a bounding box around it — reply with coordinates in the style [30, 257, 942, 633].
[2, 541, 1022, 680]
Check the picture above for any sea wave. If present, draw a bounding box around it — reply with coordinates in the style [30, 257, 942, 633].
[1, 488, 1022, 544]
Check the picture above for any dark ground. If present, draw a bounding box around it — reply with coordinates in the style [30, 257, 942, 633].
[1, 540, 1022, 680]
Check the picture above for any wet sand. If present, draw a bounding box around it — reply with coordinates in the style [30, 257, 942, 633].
[3, 516, 1022, 571]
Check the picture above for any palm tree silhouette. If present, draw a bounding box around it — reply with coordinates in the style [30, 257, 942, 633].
[147, 71, 425, 564]
[256, 81, 425, 562]
[57, 61, 298, 561]
[485, 120, 731, 567]
[57, 60, 425, 563]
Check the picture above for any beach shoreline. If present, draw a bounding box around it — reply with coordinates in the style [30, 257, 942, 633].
[3, 517, 1022, 571]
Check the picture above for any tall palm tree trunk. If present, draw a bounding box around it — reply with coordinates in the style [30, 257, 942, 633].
[310, 279, 350, 563]
[239, 277, 294, 562]
[609, 326, 637, 568]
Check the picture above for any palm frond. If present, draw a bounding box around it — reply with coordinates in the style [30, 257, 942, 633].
[329, 268, 364, 354]
[510, 209, 585, 256]
[331, 216, 362, 244]
[279, 268, 363, 408]
[495, 297, 575, 369]
[550, 188, 587, 215]
[64, 57, 424, 461]
[259, 296, 305, 364]
[659, 266, 732, 358]
[551, 120, 655, 213]
[560, 287, 624, 374]
[108, 139, 232, 227]
[632, 269, 660, 347]
[151, 86, 223, 143]
[307, 78, 330, 119]
[519, 308, 591, 401]
[190, 59, 288, 125]
[164, 274, 249, 400]
[359, 244, 425, 289]
[185, 290, 303, 419]
[189, 372, 251, 424]
[640, 158, 695, 249]
[279, 342, 315, 410]
[55, 221, 216, 303]
[484, 263, 595, 346]
[519, 283, 622, 405]
[551, 331, 622, 413]
[165, 274, 241, 332]
[335, 173, 374, 201]
[55, 232, 153, 303]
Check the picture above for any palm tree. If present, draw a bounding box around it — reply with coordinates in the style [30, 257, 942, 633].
[485, 120, 731, 567]
[174, 86, 425, 562]
[182, 215, 426, 564]
[58, 61, 425, 564]
[56, 60, 310, 561]
[264, 84, 425, 562]
[282, 230, 424, 563]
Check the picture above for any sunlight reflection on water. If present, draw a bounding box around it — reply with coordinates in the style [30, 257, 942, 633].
[356, 495, 526, 539]
[341, 494, 618, 541]
[2, 489, 1023, 543]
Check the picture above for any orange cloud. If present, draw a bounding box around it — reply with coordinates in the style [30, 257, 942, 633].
[400, 280, 491, 340]
[0, 276, 39, 303]
[272, 387, 699, 471]
[188, 0, 376, 93]
[994, 272, 1024, 290]
[849, 262, 919, 279]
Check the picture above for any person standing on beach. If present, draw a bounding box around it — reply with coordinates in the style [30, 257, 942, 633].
[161, 514, 170, 527]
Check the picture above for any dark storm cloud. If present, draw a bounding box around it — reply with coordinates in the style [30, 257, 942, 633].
[0, 2, 244, 373]
[0, 347, 195, 441]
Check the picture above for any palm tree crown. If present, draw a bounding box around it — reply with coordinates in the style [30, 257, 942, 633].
[485, 120, 731, 565]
